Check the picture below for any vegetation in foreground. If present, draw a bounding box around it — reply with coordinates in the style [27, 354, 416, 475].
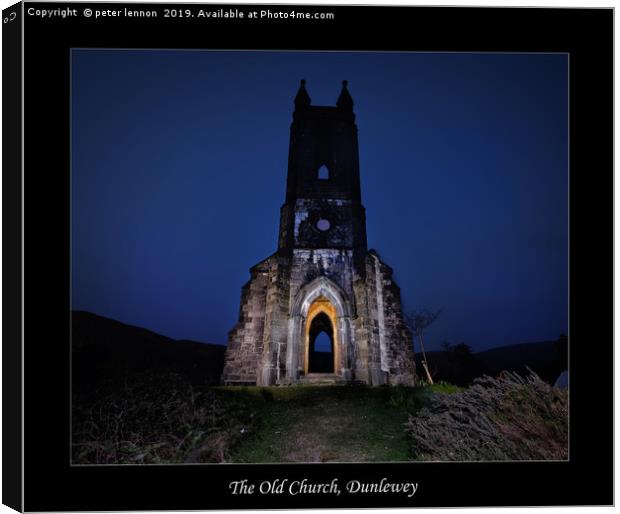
[405, 371, 568, 461]
[72, 374, 454, 464]
[72, 371, 254, 464]
[72, 312, 568, 464]
[73, 369, 566, 464]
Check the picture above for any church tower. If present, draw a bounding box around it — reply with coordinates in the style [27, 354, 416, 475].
[222, 81, 416, 386]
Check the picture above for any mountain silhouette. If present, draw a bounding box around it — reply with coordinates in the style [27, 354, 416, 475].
[72, 310, 225, 391]
[415, 339, 566, 386]
[72, 310, 566, 390]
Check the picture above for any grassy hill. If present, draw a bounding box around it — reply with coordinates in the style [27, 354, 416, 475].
[71, 313, 567, 464]
[226, 386, 435, 463]
[72, 310, 225, 391]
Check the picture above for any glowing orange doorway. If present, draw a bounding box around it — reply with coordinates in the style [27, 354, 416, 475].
[304, 297, 339, 375]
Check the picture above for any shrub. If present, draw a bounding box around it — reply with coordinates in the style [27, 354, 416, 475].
[405, 371, 568, 461]
[388, 385, 417, 409]
[72, 371, 254, 464]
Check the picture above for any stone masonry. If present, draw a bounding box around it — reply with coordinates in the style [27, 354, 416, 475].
[222, 80, 416, 386]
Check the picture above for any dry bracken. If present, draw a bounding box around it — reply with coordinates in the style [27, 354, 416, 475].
[405, 371, 568, 461]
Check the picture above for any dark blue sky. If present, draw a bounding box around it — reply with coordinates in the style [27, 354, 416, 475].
[71, 50, 568, 352]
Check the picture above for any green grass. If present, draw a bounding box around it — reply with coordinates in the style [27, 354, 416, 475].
[73, 375, 461, 464]
[218, 385, 438, 463]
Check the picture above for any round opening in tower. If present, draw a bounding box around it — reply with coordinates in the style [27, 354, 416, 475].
[316, 218, 331, 231]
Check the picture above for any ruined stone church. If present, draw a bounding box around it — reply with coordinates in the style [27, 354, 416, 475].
[222, 80, 416, 386]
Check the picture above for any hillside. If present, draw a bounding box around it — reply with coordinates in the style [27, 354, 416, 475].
[73, 311, 565, 391]
[416, 340, 565, 385]
[71, 313, 567, 464]
[476, 341, 562, 381]
[72, 310, 226, 391]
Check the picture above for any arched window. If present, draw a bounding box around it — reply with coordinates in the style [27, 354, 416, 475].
[318, 165, 329, 180]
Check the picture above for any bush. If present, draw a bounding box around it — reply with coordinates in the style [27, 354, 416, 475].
[72, 371, 254, 464]
[405, 371, 568, 461]
[388, 385, 417, 409]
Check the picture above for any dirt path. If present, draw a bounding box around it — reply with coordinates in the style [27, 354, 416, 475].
[229, 387, 412, 463]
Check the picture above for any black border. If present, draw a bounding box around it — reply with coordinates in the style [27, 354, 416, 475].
[15, 3, 613, 511]
[2, 0, 23, 511]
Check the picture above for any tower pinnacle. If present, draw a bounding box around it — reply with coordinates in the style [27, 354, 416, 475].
[294, 79, 311, 110]
[337, 80, 353, 110]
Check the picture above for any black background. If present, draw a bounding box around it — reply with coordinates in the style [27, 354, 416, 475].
[5, 2, 614, 511]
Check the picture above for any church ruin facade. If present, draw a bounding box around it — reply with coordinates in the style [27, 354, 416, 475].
[222, 80, 416, 386]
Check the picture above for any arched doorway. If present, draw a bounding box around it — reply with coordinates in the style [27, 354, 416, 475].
[304, 296, 339, 375]
[308, 313, 334, 373]
[286, 276, 353, 382]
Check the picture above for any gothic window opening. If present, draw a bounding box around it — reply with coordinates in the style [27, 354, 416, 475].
[308, 312, 335, 373]
[318, 165, 329, 180]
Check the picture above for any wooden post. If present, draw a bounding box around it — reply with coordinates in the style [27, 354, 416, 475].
[418, 331, 434, 385]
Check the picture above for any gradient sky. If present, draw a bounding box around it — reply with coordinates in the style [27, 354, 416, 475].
[71, 50, 568, 352]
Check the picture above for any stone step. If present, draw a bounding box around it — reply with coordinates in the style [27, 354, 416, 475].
[298, 373, 349, 385]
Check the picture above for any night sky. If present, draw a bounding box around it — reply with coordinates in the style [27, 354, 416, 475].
[71, 50, 568, 352]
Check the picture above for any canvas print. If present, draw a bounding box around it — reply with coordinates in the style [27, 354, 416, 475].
[71, 50, 568, 465]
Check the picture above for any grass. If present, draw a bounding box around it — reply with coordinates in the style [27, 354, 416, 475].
[73, 375, 461, 464]
[222, 385, 442, 463]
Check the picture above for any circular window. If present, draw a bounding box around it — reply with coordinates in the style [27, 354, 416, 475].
[316, 219, 331, 231]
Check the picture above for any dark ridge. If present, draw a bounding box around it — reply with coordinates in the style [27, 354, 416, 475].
[72, 310, 226, 392]
[416, 339, 567, 386]
[475, 340, 565, 382]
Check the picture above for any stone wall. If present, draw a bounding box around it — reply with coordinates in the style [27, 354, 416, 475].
[221, 257, 272, 385]
[258, 255, 293, 386]
[222, 248, 416, 386]
[365, 251, 416, 386]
